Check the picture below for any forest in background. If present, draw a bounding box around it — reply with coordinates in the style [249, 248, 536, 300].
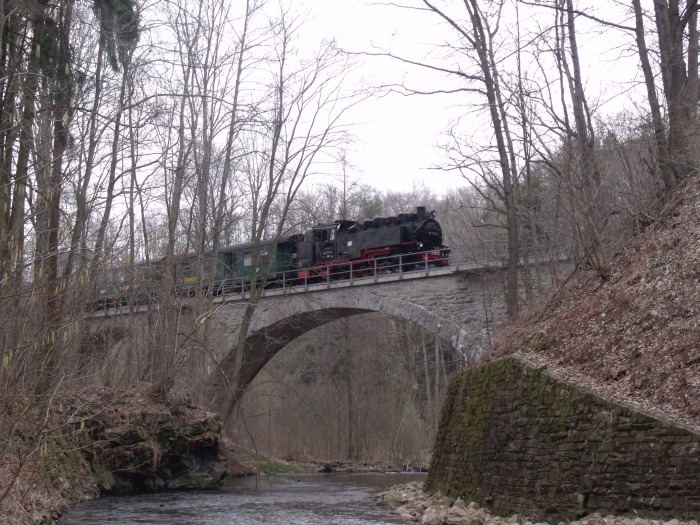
[1, 0, 699, 508]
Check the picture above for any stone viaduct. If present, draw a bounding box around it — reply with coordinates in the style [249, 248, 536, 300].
[203, 265, 507, 402]
[89, 253, 548, 406]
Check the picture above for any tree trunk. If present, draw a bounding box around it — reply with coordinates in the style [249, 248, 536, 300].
[465, 0, 520, 319]
[633, 0, 677, 191]
[343, 319, 358, 460]
[90, 54, 129, 272]
[653, 0, 697, 179]
[421, 332, 432, 422]
[553, 0, 610, 280]
[39, 0, 74, 392]
[61, 40, 105, 291]
[0, 11, 23, 283]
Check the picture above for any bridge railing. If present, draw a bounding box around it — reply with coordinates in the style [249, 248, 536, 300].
[248, 243, 565, 294]
[213, 248, 449, 295]
[445, 243, 571, 272]
[446, 244, 509, 272]
[215, 244, 518, 297]
[293, 249, 449, 286]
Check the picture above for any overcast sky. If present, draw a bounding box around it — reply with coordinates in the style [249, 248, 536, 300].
[299, 0, 469, 196]
[295, 0, 642, 197]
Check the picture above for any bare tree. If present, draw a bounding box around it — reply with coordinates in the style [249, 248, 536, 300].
[652, 0, 699, 181]
[220, 7, 365, 421]
[632, 0, 676, 191]
[554, 0, 609, 279]
[210, 0, 265, 290]
[369, 0, 521, 318]
[526, 0, 697, 190]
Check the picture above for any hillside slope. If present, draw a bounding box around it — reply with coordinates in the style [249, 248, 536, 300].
[491, 175, 700, 430]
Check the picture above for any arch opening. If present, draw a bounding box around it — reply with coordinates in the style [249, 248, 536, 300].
[226, 312, 466, 464]
[212, 307, 373, 403]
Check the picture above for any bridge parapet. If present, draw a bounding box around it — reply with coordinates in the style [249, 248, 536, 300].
[88, 244, 555, 316]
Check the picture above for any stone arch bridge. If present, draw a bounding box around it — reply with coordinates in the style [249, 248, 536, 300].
[90, 251, 542, 406]
[204, 265, 506, 403]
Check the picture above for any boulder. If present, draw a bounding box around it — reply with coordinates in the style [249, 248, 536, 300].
[71, 390, 229, 493]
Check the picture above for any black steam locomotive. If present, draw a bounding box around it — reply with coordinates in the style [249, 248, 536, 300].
[296, 205, 447, 279]
[93, 206, 449, 308]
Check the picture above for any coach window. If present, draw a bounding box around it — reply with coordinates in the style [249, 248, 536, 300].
[243, 252, 252, 267]
[203, 256, 214, 274]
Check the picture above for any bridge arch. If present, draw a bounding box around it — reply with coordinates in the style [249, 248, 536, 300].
[206, 276, 490, 406]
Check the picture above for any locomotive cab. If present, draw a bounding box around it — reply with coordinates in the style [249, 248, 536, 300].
[298, 223, 341, 268]
[316, 225, 337, 260]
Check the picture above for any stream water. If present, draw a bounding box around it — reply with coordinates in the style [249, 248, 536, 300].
[59, 472, 425, 525]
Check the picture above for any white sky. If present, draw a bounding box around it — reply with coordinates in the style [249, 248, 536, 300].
[300, 0, 469, 195]
[299, 0, 643, 196]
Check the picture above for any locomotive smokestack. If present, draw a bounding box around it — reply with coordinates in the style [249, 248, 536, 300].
[416, 206, 426, 220]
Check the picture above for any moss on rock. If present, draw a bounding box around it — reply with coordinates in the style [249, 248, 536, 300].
[426, 355, 700, 521]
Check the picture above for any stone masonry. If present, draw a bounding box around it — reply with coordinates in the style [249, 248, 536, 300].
[426, 355, 700, 521]
[88, 267, 509, 406]
[203, 268, 507, 405]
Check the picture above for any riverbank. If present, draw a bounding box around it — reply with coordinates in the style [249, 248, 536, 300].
[0, 381, 418, 525]
[376, 482, 699, 525]
[0, 385, 229, 525]
[4, 385, 693, 525]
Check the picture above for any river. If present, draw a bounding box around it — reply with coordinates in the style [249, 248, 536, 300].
[59, 472, 425, 524]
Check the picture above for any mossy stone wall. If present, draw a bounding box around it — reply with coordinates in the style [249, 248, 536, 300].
[426, 355, 700, 520]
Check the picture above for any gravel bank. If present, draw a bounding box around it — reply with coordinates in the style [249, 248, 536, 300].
[376, 482, 698, 525]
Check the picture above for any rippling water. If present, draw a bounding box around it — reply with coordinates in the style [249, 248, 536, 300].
[59, 472, 425, 525]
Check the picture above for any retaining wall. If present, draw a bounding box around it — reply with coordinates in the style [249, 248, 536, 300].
[426, 355, 700, 520]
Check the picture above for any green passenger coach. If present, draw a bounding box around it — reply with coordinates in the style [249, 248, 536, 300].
[172, 236, 299, 296]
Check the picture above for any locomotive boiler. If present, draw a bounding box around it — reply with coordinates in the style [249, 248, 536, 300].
[297, 206, 448, 279]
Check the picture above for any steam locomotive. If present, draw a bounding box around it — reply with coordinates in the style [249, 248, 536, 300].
[93, 206, 449, 309]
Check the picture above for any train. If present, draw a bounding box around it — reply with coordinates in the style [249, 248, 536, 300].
[92, 206, 449, 309]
